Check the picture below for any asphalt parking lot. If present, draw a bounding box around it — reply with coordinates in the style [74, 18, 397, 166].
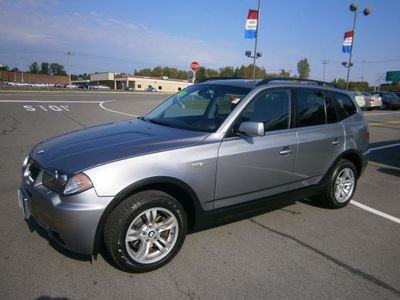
[1, 90, 399, 299]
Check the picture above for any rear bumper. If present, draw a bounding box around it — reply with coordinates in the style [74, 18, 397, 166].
[360, 149, 370, 177]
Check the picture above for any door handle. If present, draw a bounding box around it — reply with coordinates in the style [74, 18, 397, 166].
[332, 139, 341, 146]
[280, 147, 294, 156]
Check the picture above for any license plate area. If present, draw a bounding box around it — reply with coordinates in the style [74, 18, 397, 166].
[17, 189, 31, 219]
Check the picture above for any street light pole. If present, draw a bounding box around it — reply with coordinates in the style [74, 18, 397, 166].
[345, 3, 372, 90]
[322, 60, 328, 81]
[67, 51, 72, 89]
[252, 0, 261, 80]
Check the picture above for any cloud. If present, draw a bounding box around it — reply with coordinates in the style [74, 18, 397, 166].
[0, 3, 242, 72]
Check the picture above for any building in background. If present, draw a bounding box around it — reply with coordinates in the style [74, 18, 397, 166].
[1, 71, 192, 92]
[75, 72, 192, 92]
[0, 71, 68, 85]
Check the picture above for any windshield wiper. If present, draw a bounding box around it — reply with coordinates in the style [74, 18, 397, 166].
[149, 119, 168, 126]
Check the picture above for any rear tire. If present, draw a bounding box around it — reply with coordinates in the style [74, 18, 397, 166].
[104, 190, 187, 273]
[319, 159, 357, 209]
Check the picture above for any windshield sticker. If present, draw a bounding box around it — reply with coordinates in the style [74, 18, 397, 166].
[230, 95, 241, 104]
[177, 91, 187, 97]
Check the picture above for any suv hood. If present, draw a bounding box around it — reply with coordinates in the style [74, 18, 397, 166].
[31, 119, 208, 173]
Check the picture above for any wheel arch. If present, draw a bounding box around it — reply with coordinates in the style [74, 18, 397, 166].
[92, 176, 203, 255]
[340, 150, 365, 179]
[319, 149, 364, 188]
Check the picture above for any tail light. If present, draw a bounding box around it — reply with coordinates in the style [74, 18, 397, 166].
[369, 98, 374, 103]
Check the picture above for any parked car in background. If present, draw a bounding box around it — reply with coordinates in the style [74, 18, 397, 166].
[370, 91, 400, 110]
[145, 87, 157, 92]
[392, 91, 400, 97]
[360, 92, 382, 110]
[351, 92, 366, 109]
[90, 85, 110, 90]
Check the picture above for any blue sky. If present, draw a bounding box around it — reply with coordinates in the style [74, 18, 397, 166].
[0, 0, 399, 85]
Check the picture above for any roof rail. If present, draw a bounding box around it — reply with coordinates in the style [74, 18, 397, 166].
[196, 77, 244, 84]
[256, 77, 342, 89]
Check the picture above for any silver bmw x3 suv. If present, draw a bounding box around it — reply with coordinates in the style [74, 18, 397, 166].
[19, 78, 369, 272]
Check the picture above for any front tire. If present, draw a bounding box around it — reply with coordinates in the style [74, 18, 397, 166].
[319, 159, 357, 209]
[104, 190, 187, 273]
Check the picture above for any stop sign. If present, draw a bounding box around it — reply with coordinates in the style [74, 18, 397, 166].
[190, 61, 200, 71]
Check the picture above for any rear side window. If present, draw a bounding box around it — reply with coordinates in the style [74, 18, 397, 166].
[333, 92, 357, 121]
[295, 89, 326, 127]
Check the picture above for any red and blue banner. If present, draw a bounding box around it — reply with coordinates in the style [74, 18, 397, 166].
[245, 9, 258, 39]
[342, 31, 353, 53]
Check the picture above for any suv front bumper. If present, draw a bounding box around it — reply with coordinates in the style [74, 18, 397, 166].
[18, 182, 113, 255]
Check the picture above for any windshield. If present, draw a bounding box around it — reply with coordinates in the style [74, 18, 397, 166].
[144, 84, 251, 132]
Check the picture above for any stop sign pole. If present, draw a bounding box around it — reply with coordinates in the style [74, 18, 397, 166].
[190, 61, 200, 82]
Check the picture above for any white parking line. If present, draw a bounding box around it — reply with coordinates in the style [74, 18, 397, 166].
[351, 142, 400, 225]
[370, 143, 400, 151]
[365, 111, 400, 116]
[99, 101, 139, 117]
[351, 201, 400, 224]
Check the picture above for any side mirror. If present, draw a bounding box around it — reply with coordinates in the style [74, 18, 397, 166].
[238, 121, 265, 136]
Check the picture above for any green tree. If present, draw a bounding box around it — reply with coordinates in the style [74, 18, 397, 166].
[195, 67, 208, 82]
[163, 67, 172, 78]
[207, 68, 219, 78]
[332, 78, 347, 89]
[219, 66, 235, 78]
[151, 66, 164, 77]
[29, 61, 39, 73]
[297, 58, 310, 79]
[235, 65, 251, 78]
[0, 64, 9, 71]
[39, 62, 50, 75]
[348, 81, 370, 91]
[177, 70, 189, 80]
[135, 68, 152, 76]
[49, 63, 67, 76]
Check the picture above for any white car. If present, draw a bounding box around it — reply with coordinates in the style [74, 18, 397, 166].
[361, 92, 382, 110]
[351, 92, 366, 108]
[91, 85, 110, 90]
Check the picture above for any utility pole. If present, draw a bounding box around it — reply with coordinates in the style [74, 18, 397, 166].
[322, 60, 328, 81]
[21, 57, 24, 83]
[252, 0, 261, 80]
[361, 60, 366, 81]
[67, 51, 72, 88]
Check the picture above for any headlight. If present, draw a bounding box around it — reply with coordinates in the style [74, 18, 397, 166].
[43, 170, 93, 196]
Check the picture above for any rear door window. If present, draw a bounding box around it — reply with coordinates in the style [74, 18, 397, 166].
[295, 89, 326, 127]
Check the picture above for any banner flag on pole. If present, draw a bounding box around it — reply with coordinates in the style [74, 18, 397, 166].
[245, 9, 258, 39]
[342, 31, 353, 53]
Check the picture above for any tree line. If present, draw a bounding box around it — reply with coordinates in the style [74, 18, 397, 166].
[0, 58, 311, 81]
[0, 61, 67, 76]
[2, 58, 399, 91]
